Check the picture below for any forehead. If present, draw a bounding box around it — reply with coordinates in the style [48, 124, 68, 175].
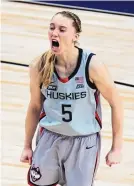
[50, 14, 74, 27]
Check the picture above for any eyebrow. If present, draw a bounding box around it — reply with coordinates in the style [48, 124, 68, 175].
[50, 23, 67, 29]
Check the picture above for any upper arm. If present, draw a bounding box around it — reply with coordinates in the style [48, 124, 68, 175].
[29, 56, 45, 110]
[89, 55, 121, 107]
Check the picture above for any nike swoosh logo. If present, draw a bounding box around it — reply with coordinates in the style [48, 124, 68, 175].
[86, 145, 94, 149]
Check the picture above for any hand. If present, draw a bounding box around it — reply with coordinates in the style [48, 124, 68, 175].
[20, 147, 33, 165]
[105, 148, 122, 167]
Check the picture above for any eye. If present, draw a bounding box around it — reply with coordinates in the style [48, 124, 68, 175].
[49, 27, 55, 31]
[59, 26, 66, 32]
[60, 29, 65, 32]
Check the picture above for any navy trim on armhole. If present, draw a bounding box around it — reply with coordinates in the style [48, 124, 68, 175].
[40, 83, 43, 89]
[85, 53, 96, 89]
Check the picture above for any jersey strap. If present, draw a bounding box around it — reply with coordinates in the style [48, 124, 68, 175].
[85, 53, 96, 89]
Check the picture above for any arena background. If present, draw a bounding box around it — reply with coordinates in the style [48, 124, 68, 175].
[37, 1, 134, 15]
[1, 0, 134, 186]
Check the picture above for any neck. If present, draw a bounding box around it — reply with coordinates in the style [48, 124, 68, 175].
[56, 46, 78, 67]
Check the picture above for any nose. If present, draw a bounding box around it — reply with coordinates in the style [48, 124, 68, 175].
[52, 28, 59, 37]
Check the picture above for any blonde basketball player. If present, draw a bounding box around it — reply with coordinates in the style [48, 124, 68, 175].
[20, 11, 123, 186]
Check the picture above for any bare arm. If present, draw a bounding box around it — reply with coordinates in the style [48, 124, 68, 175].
[89, 56, 124, 151]
[24, 58, 45, 149]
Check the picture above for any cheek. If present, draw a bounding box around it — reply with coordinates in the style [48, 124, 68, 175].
[65, 31, 75, 44]
[61, 34, 73, 44]
[48, 31, 52, 40]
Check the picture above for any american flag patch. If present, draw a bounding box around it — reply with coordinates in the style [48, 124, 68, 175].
[75, 76, 84, 83]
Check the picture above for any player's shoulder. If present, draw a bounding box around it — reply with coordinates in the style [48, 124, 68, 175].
[80, 47, 96, 64]
[30, 51, 49, 74]
[28, 54, 45, 80]
[81, 47, 96, 57]
[29, 54, 43, 69]
[89, 53, 106, 76]
[81, 47, 103, 70]
[81, 47, 91, 55]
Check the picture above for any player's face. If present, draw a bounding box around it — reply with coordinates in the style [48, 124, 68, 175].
[48, 14, 78, 54]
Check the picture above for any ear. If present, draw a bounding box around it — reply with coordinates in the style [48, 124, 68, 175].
[73, 33, 79, 42]
[36, 167, 39, 172]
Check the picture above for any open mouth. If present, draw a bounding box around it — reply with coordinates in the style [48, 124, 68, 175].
[52, 40, 59, 47]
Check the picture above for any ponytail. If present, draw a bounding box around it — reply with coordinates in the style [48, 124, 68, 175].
[38, 50, 56, 87]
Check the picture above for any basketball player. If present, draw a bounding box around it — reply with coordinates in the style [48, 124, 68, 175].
[20, 11, 123, 186]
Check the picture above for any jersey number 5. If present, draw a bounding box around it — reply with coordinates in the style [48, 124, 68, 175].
[62, 104, 72, 122]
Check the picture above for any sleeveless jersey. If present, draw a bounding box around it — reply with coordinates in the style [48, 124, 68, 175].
[39, 48, 102, 136]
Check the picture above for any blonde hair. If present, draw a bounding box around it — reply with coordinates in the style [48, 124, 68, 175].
[38, 50, 56, 87]
[38, 11, 82, 88]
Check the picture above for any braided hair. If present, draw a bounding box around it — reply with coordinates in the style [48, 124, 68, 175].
[55, 11, 82, 34]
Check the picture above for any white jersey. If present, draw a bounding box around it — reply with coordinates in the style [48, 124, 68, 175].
[39, 48, 102, 136]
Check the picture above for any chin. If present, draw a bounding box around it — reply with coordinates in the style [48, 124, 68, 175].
[51, 48, 62, 55]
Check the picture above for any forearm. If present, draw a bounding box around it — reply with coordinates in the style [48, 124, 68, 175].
[111, 99, 124, 150]
[24, 104, 41, 148]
